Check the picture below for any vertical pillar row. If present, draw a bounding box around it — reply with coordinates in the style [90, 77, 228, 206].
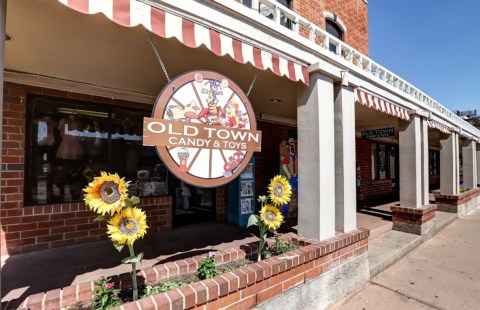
[333, 80, 356, 233]
[297, 72, 336, 241]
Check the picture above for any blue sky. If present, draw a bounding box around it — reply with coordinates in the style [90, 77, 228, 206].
[368, 0, 480, 113]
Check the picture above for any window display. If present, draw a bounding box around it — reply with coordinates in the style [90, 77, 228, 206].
[25, 96, 169, 206]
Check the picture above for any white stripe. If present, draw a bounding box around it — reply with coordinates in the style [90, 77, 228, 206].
[261, 50, 273, 71]
[385, 101, 391, 114]
[279, 57, 289, 78]
[294, 63, 304, 83]
[58, 0, 69, 6]
[391, 104, 397, 117]
[242, 43, 255, 65]
[130, 1, 151, 29]
[219, 33, 234, 57]
[194, 23, 211, 50]
[165, 12, 183, 42]
[379, 99, 386, 112]
[373, 96, 380, 110]
[90, 0, 113, 19]
[360, 91, 368, 106]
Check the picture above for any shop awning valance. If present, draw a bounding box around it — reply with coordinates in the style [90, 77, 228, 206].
[58, 0, 309, 86]
[427, 120, 451, 134]
[355, 89, 410, 121]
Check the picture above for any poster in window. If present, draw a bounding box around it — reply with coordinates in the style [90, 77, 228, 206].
[240, 163, 254, 180]
[240, 198, 254, 215]
[240, 180, 254, 197]
[279, 131, 298, 217]
[378, 144, 386, 179]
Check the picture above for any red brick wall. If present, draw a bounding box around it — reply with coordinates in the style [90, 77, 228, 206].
[216, 185, 227, 222]
[0, 83, 173, 256]
[293, 0, 369, 55]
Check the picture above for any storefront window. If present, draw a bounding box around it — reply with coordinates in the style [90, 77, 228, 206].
[429, 150, 440, 176]
[371, 143, 397, 180]
[25, 95, 169, 206]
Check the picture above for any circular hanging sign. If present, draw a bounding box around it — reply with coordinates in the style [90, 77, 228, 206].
[143, 70, 262, 188]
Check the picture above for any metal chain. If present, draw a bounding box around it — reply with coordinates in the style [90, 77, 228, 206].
[246, 72, 258, 97]
[146, 30, 171, 82]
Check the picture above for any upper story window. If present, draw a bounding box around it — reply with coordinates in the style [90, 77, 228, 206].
[323, 11, 347, 54]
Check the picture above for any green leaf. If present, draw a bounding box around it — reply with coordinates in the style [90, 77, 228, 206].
[124, 198, 133, 208]
[94, 215, 108, 222]
[130, 196, 140, 205]
[113, 242, 124, 253]
[121, 252, 144, 264]
[247, 215, 260, 227]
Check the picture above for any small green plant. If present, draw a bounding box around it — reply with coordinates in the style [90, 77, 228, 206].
[266, 237, 297, 257]
[142, 281, 187, 297]
[92, 277, 122, 310]
[198, 252, 221, 279]
[460, 187, 469, 193]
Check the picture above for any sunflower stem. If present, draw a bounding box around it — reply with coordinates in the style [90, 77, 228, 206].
[258, 224, 266, 262]
[128, 245, 138, 301]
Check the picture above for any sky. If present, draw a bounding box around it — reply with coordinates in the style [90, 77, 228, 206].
[368, 0, 480, 113]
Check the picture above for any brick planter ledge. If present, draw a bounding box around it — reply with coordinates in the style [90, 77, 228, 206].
[16, 229, 369, 310]
[391, 204, 437, 236]
[435, 187, 480, 216]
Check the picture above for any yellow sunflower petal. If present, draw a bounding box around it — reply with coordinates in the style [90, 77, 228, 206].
[106, 207, 148, 245]
[260, 204, 283, 231]
[83, 172, 128, 215]
[267, 175, 292, 206]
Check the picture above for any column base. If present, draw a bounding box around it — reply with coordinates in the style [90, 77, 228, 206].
[391, 204, 437, 236]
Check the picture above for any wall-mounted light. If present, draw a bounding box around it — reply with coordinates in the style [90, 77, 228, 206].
[269, 98, 282, 103]
[5, 33, 13, 41]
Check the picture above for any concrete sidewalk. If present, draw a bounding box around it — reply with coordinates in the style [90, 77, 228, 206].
[330, 206, 480, 310]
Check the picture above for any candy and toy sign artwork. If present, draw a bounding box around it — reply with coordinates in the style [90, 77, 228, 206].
[144, 70, 262, 187]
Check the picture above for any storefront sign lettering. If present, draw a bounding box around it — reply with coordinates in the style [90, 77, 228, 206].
[143, 70, 261, 187]
[361, 127, 395, 139]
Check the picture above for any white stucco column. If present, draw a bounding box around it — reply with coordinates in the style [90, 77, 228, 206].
[477, 142, 480, 187]
[333, 77, 356, 233]
[399, 111, 429, 208]
[440, 131, 460, 195]
[297, 72, 335, 241]
[462, 139, 477, 189]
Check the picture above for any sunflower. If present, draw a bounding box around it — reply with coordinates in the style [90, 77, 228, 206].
[83, 172, 128, 216]
[107, 207, 148, 246]
[267, 175, 292, 206]
[260, 205, 283, 231]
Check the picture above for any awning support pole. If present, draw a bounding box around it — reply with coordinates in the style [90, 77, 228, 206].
[146, 30, 171, 82]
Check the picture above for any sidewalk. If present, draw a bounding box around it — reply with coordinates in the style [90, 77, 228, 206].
[330, 206, 480, 310]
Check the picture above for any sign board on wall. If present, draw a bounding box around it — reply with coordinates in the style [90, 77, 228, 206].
[143, 70, 262, 187]
[361, 127, 395, 139]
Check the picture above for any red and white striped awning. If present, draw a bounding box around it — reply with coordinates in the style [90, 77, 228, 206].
[427, 120, 451, 134]
[355, 89, 410, 121]
[58, 0, 309, 86]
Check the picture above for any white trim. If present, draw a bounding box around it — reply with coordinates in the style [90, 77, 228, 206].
[323, 10, 347, 33]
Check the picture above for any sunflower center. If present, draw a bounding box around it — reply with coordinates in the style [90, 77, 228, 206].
[119, 218, 139, 235]
[100, 181, 120, 203]
[265, 211, 275, 222]
[273, 183, 284, 197]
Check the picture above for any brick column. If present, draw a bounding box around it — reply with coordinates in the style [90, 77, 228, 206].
[395, 110, 436, 235]
[297, 71, 335, 241]
[462, 139, 477, 190]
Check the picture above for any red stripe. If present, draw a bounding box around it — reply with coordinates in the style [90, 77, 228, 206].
[302, 66, 309, 86]
[356, 89, 363, 104]
[287, 61, 296, 82]
[182, 19, 196, 48]
[232, 39, 244, 63]
[253, 47, 264, 70]
[151, 7, 166, 38]
[272, 54, 281, 76]
[112, 0, 130, 27]
[365, 94, 372, 108]
[209, 29, 221, 56]
[67, 0, 89, 13]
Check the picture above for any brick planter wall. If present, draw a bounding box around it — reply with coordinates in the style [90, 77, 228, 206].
[391, 204, 437, 236]
[15, 230, 369, 310]
[435, 188, 480, 216]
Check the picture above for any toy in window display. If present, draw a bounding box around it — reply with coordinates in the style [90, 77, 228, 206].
[56, 114, 84, 160]
[279, 133, 298, 217]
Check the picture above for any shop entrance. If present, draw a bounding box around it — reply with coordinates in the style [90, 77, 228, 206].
[170, 177, 216, 227]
